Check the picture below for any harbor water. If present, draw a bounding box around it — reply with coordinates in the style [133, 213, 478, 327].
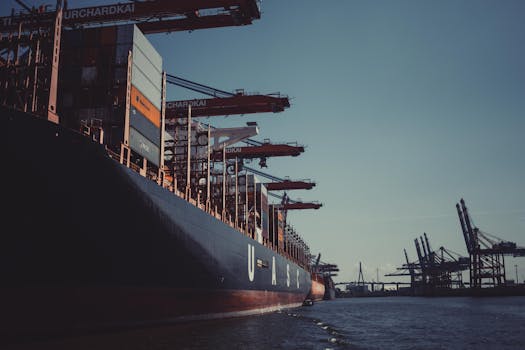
[7, 296, 525, 350]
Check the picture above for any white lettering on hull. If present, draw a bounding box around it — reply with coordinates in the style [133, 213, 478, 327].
[296, 269, 300, 288]
[286, 264, 290, 287]
[248, 244, 255, 282]
[271, 256, 277, 285]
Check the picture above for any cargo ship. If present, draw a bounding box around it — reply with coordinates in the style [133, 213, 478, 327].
[0, 0, 323, 342]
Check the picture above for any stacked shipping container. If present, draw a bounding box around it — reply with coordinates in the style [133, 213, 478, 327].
[59, 24, 163, 167]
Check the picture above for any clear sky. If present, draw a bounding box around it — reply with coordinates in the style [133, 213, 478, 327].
[3, 0, 524, 284]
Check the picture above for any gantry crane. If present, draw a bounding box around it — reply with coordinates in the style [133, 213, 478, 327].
[0, 0, 261, 120]
[242, 165, 316, 191]
[386, 234, 469, 292]
[385, 249, 422, 287]
[456, 198, 525, 288]
[1, 0, 261, 34]
[165, 74, 290, 118]
[163, 72, 294, 190]
[414, 233, 469, 289]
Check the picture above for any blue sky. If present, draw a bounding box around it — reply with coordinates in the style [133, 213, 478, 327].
[3, 0, 524, 284]
[154, 0, 525, 284]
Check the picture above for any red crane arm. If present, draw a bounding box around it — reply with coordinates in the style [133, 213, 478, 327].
[166, 95, 290, 118]
[1, 0, 260, 33]
[137, 14, 252, 34]
[213, 144, 304, 160]
[265, 181, 315, 191]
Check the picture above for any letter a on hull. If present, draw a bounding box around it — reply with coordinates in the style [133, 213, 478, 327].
[248, 244, 255, 282]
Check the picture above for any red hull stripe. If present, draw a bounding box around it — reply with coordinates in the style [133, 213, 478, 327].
[0, 287, 307, 339]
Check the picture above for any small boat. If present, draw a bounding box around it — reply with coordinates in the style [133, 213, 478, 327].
[302, 299, 314, 306]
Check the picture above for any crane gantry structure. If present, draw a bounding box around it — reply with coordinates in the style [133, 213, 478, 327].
[1, 0, 261, 34]
[386, 233, 469, 291]
[165, 74, 290, 118]
[162, 74, 319, 213]
[0, 0, 261, 122]
[456, 198, 525, 288]
[386, 199, 525, 294]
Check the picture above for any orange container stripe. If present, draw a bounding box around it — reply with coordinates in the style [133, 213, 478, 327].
[131, 85, 160, 127]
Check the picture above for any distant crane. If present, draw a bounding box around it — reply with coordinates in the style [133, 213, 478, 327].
[414, 233, 469, 288]
[456, 198, 525, 288]
[386, 233, 469, 290]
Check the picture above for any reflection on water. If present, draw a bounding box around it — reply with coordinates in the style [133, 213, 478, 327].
[6, 297, 525, 350]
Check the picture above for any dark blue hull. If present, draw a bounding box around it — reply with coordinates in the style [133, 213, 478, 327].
[0, 107, 311, 341]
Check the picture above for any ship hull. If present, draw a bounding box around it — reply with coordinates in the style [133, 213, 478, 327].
[1, 107, 311, 341]
[309, 273, 326, 301]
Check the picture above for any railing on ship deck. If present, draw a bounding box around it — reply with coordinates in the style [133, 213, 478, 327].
[105, 146, 311, 271]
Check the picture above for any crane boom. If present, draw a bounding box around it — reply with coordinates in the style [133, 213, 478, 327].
[424, 233, 432, 259]
[314, 253, 321, 267]
[166, 95, 290, 118]
[460, 198, 477, 250]
[1, 0, 261, 34]
[265, 181, 315, 191]
[212, 143, 304, 160]
[404, 248, 415, 281]
[242, 165, 315, 191]
[282, 202, 322, 210]
[456, 202, 473, 253]
[268, 192, 321, 211]
[165, 74, 289, 118]
[414, 239, 424, 271]
[420, 236, 428, 263]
